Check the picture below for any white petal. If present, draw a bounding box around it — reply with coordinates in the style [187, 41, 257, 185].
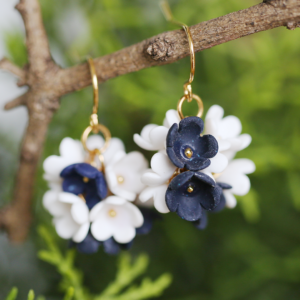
[104, 196, 127, 206]
[149, 126, 168, 150]
[89, 201, 105, 221]
[227, 159, 256, 174]
[134, 124, 159, 150]
[43, 190, 69, 217]
[223, 190, 237, 208]
[71, 202, 89, 224]
[204, 118, 219, 136]
[141, 169, 168, 186]
[110, 187, 136, 201]
[218, 140, 231, 152]
[55, 215, 79, 239]
[113, 226, 136, 244]
[58, 192, 82, 204]
[43, 156, 70, 179]
[236, 134, 252, 151]
[91, 218, 113, 241]
[219, 116, 242, 139]
[104, 138, 126, 164]
[139, 185, 169, 213]
[218, 171, 250, 196]
[72, 223, 90, 243]
[86, 135, 104, 150]
[165, 109, 180, 128]
[59, 138, 84, 162]
[205, 105, 224, 121]
[151, 152, 176, 180]
[205, 152, 228, 174]
[124, 202, 144, 227]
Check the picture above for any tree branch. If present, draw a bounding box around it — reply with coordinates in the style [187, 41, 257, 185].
[4, 95, 27, 110]
[1, 0, 300, 243]
[0, 58, 26, 81]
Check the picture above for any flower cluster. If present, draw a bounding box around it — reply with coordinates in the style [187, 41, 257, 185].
[43, 135, 158, 254]
[134, 105, 255, 229]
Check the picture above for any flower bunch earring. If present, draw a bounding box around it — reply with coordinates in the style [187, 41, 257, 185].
[42, 58, 158, 255]
[134, 2, 255, 229]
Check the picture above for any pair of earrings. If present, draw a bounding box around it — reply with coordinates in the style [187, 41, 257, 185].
[42, 8, 255, 255]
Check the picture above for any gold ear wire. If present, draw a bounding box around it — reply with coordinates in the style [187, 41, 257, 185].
[81, 58, 111, 160]
[160, 1, 203, 120]
[160, 0, 195, 101]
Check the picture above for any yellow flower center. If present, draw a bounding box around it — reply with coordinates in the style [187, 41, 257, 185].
[184, 148, 193, 158]
[117, 176, 124, 184]
[108, 209, 117, 218]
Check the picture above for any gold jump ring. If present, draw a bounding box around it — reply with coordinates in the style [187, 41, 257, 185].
[177, 93, 203, 120]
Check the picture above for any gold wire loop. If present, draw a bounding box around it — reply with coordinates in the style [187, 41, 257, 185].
[160, 0, 195, 98]
[177, 94, 203, 120]
[81, 124, 111, 155]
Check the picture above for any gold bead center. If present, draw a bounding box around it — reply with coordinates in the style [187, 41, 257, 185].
[117, 176, 124, 184]
[185, 148, 193, 158]
[187, 186, 194, 193]
[83, 177, 89, 183]
[108, 209, 117, 218]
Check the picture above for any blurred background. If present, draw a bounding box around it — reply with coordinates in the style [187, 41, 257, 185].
[1, 0, 300, 299]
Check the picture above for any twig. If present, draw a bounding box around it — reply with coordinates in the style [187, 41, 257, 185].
[0, 0, 300, 243]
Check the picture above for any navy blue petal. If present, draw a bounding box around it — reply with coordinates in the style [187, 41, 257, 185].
[76, 233, 101, 254]
[193, 210, 208, 230]
[75, 163, 100, 179]
[60, 164, 77, 177]
[199, 183, 222, 211]
[212, 190, 226, 213]
[217, 182, 232, 190]
[62, 175, 85, 195]
[103, 238, 133, 255]
[95, 173, 108, 199]
[194, 172, 216, 186]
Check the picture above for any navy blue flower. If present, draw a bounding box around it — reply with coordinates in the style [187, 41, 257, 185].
[166, 116, 218, 171]
[193, 182, 232, 230]
[136, 208, 161, 235]
[166, 171, 222, 222]
[60, 163, 107, 210]
[74, 233, 101, 254]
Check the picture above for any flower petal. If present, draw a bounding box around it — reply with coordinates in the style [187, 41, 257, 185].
[164, 109, 180, 128]
[43, 190, 69, 217]
[134, 124, 159, 151]
[91, 218, 113, 241]
[219, 116, 242, 139]
[223, 190, 237, 208]
[89, 201, 105, 221]
[205, 105, 224, 121]
[149, 126, 168, 150]
[205, 152, 228, 174]
[141, 169, 167, 186]
[104, 138, 126, 165]
[59, 137, 84, 161]
[124, 202, 144, 227]
[43, 156, 71, 179]
[58, 192, 82, 204]
[71, 201, 89, 224]
[113, 226, 136, 244]
[72, 223, 90, 243]
[86, 135, 104, 150]
[54, 215, 79, 239]
[151, 152, 176, 180]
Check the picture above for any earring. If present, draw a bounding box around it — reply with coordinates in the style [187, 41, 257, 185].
[134, 2, 255, 229]
[42, 58, 155, 255]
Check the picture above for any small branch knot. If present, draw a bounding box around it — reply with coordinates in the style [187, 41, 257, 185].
[146, 37, 174, 61]
[286, 21, 300, 29]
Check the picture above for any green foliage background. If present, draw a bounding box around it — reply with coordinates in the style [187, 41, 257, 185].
[1, 0, 300, 299]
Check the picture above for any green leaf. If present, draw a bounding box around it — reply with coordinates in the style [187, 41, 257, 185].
[27, 290, 35, 300]
[5, 287, 18, 300]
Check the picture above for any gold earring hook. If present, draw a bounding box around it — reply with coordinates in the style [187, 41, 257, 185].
[88, 57, 99, 127]
[81, 58, 111, 162]
[160, 0, 195, 101]
[160, 1, 203, 120]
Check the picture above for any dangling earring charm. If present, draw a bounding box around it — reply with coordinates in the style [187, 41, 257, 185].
[134, 1, 255, 228]
[42, 58, 155, 254]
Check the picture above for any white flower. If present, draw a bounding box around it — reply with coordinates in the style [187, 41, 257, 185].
[43, 191, 90, 242]
[105, 151, 148, 201]
[216, 159, 256, 208]
[90, 196, 143, 243]
[43, 136, 125, 189]
[205, 105, 252, 160]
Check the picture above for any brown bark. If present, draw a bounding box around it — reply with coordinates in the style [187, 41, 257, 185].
[0, 0, 300, 243]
